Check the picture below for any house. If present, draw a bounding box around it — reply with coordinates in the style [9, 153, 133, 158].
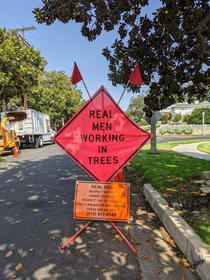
[160, 101, 210, 116]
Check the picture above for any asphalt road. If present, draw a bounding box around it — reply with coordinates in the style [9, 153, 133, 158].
[0, 144, 141, 280]
[0, 138, 202, 280]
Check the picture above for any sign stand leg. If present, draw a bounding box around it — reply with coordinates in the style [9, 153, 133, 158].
[110, 221, 137, 254]
[60, 220, 93, 249]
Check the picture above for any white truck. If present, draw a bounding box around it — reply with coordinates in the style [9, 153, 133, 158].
[0, 108, 55, 148]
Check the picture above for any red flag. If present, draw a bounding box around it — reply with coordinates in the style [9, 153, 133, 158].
[71, 62, 82, 85]
[129, 64, 143, 86]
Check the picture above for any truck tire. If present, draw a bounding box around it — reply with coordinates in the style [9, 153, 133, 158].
[31, 138, 39, 149]
[38, 137, 43, 148]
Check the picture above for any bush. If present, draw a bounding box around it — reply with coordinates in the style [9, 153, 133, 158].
[175, 126, 185, 134]
[139, 118, 148, 125]
[168, 112, 172, 120]
[172, 113, 182, 122]
[167, 126, 175, 134]
[189, 108, 210, 124]
[160, 113, 169, 123]
[159, 126, 167, 134]
[182, 114, 191, 124]
[184, 126, 193, 134]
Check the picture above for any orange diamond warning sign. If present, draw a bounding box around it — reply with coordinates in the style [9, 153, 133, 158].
[52, 86, 153, 182]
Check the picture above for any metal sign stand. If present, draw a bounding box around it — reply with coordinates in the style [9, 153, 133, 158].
[60, 219, 137, 254]
[60, 172, 137, 255]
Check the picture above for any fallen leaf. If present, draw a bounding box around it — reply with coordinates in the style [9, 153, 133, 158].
[76, 251, 79, 254]
[166, 194, 169, 198]
[63, 193, 67, 196]
[135, 203, 141, 206]
[11, 276, 17, 279]
[101, 269, 107, 272]
[145, 199, 147, 202]
[50, 236, 55, 240]
[140, 220, 145, 224]
[53, 207, 56, 210]
[200, 193, 207, 196]
[6, 251, 13, 258]
[157, 249, 167, 252]
[146, 238, 149, 242]
[112, 231, 118, 235]
[30, 248, 34, 252]
[181, 277, 185, 280]
[136, 242, 141, 245]
[146, 244, 150, 247]
[15, 263, 22, 271]
[123, 253, 128, 258]
[156, 271, 160, 274]
[166, 206, 170, 209]
[143, 256, 148, 259]
[142, 230, 145, 233]
[172, 273, 175, 277]
[166, 237, 170, 242]
[152, 245, 157, 250]
[42, 219, 48, 224]
[62, 200, 65, 203]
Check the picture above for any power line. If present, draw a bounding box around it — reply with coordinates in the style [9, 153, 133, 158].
[0, 4, 22, 26]
[35, 43, 104, 59]
[9, 3, 33, 26]
[29, 36, 102, 50]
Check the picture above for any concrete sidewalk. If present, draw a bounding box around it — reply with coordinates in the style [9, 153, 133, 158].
[172, 141, 210, 161]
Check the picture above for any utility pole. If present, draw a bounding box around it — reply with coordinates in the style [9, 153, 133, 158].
[10, 26, 36, 108]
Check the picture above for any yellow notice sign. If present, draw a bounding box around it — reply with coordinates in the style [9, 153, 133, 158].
[74, 181, 130, 222]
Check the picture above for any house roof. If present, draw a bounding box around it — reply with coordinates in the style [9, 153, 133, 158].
[198, 101, 210, 106]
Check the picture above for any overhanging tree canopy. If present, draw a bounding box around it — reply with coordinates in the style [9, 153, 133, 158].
[0, 28, 47, 106]
[33, 0, 210, 113]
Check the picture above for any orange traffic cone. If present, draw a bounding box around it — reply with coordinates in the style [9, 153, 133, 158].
[14, 144, 19, 157]
[114, 171, 123, 182]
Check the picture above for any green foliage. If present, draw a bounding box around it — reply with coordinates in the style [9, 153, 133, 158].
[33, 1, 210, 112]
[27, 70, 85, 128]
[159, 126, 167, 134]
[0, 28, 47, 106]
[182, 114, 191, 124]
[184, 126, 193, 134]
[172, 114, 182, 122]
[174, 126, 184, 134]
[160, 113, 169, 122]
[126, 94, 145, 123]
[159, 125, 192, 135]
[166, 125, 175, 134]
[189, 108, 210, 124]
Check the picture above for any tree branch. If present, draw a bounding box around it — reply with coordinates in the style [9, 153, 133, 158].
[0, 86, 4, 96]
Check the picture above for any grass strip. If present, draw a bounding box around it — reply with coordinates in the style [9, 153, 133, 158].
[127, 139, 210, 245]
[197, 142, 210, 154]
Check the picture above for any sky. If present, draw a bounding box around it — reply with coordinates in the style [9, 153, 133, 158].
[0, 0, 161, 111]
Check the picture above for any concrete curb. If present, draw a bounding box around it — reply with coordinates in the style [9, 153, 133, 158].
[143, 183, 210, 280]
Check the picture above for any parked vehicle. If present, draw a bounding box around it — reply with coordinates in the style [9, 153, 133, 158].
[0, 116, 20, 154]
[0, 108, 54, 148]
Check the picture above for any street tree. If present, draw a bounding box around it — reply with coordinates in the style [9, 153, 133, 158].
[0, 28, 46, 106]
[27, 70, 85, 128]
[33, 0, 210, 114]
[125, 94, 145, 123]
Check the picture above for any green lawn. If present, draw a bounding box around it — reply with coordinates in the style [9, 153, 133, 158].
[127, 139, 210, 245]
[197, 142, 210, 154]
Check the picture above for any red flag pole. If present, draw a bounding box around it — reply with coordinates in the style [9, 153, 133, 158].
[118, 80, 130, 105]
[82, 79, 91, 100]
